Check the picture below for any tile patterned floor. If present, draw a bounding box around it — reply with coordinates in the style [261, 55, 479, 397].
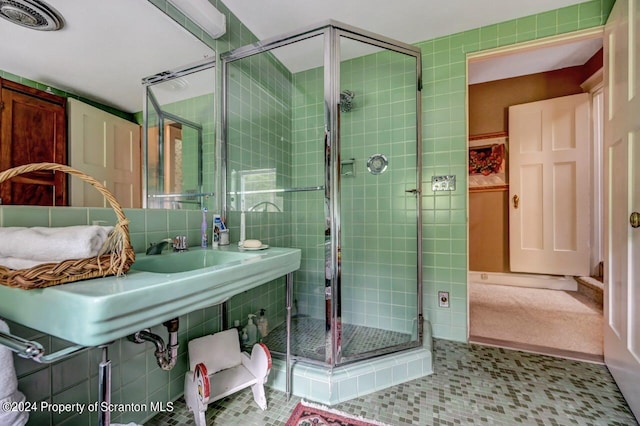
[145, 339, 638, 426]
[261, 317, 412, 361]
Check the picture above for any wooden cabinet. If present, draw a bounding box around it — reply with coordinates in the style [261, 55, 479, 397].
[0, 78, 67, 206]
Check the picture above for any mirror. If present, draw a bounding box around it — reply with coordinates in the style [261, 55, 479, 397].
[0, 0, 215, 207]
[144, 61, 216, 210]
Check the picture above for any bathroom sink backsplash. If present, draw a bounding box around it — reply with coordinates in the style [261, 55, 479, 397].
[0, 206, 205, 254]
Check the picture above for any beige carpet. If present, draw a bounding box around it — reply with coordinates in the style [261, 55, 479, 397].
[469, 282, 603, 360]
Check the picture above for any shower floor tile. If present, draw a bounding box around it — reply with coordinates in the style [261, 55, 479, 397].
[145, 339, 638, 426]
[260, 316, 412, 361]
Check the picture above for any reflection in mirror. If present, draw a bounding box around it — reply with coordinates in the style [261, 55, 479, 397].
[0, 0, 215, 208]
[229, 168, 283, 213]
[143, 59, 215, 210]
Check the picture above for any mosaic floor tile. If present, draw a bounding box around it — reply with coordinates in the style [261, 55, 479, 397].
[145, 339, 638, 426]
[261, 316, 412, 361]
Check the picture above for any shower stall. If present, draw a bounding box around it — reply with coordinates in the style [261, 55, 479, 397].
[221, 21, 428, 397]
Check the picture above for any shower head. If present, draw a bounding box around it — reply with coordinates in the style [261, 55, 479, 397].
[340, 90, 355, 113]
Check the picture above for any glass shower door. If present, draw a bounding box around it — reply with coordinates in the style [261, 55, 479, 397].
[336, 33, 421, 363]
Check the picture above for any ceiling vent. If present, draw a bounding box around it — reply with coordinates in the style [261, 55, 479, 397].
[0, 0, 64, 31]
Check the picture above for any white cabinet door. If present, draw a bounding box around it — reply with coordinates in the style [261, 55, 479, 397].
[603, 0, 640, 419]
[508, 93, 590, 276]
[68, 99, 141, 208]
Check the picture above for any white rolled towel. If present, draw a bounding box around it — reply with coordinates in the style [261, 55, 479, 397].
[0, 225, 114, 263]
[0, 257, 58, 270]
[0, 320, 28, 426]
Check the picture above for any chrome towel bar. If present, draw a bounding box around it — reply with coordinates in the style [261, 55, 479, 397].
[0, 330, 86, 363]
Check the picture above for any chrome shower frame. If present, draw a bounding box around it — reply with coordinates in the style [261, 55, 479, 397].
[221, 20, 422, 369]
[141, 58, 215, 209]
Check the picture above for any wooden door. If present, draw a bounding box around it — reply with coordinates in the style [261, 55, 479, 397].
[603, 0, 640, 419]
[0, 79, 67, 205]
[508, 93, 590, 276]
[68, 99, 141, 208]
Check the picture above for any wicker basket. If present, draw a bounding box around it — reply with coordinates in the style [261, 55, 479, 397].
[0, 162, 135, 290]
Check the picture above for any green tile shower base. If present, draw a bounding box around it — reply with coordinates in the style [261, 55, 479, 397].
[261, 318, 433, 406]
[262, 316, 413, 361]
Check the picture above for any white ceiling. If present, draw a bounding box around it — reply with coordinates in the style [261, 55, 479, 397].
[468, 37, 603, 84]
[1, 0, 602, 115]
[222, 0, 602, 77]
[0, 0, 214, 113]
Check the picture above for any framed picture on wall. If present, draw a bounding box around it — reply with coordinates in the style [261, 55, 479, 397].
[468, 132, 508, 192]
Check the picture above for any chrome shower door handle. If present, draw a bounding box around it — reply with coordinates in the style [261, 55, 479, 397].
[405, 188, 420, 195]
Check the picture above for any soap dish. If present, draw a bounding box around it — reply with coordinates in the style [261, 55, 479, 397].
[239, 244, 269, 251]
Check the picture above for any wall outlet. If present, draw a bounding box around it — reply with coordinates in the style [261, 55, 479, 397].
[438, 291, 450, 308]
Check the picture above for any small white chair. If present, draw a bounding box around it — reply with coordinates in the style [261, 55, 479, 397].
[184, 329, 272, 426]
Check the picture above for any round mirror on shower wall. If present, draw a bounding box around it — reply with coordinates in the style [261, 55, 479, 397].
[367, 154, 388, 175]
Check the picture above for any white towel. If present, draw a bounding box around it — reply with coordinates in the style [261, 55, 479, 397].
[0, 225, 113, 263]
[0, 320, 28, 426]
[0, 257, 58, 270]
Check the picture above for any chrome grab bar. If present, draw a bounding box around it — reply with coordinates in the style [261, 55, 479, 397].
[228, 185, 324, 195]
[0, 330, 86, 363]
[147, 192, 214, 198]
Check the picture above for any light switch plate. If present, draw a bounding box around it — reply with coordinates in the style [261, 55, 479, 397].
[431, 175, 456, 191]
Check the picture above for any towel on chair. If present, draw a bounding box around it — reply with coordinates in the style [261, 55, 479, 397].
[0, 225, 114, 265]
[0, 319, 28, 426]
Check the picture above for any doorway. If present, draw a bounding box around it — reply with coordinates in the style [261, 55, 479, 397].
[466, 29, 605, 361]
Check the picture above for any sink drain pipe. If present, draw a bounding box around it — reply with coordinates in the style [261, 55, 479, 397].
[128, 318, 179, 370]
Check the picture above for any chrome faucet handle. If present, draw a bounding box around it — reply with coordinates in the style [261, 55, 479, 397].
[173, 235, 188, 251]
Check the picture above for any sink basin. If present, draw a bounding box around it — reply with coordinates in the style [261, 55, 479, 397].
[131, 249, 259, 273]
[0, 246, 301, 346]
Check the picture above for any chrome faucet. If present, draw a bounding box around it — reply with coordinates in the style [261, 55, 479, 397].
[146, 236, 188, 255]
[146, 239, 173, 255]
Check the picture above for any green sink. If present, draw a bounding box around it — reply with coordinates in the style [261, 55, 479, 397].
[0, 246, 301, 346]
[131, 249, 259, 273]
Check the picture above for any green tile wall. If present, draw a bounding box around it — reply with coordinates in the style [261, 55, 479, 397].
[419, 0, 613, 341]
[290, 48, 420, 334]
[339, 50, 419, 333]
[289, 64, 325, 321]
[224, 43, 295, 331]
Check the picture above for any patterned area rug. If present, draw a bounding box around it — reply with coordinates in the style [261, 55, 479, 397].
[286, 401, 390, 426]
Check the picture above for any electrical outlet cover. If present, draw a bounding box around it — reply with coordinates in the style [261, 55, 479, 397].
[438, 291, 450, 308]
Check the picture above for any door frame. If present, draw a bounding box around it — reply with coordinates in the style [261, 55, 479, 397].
[465, 26, 605, 337]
